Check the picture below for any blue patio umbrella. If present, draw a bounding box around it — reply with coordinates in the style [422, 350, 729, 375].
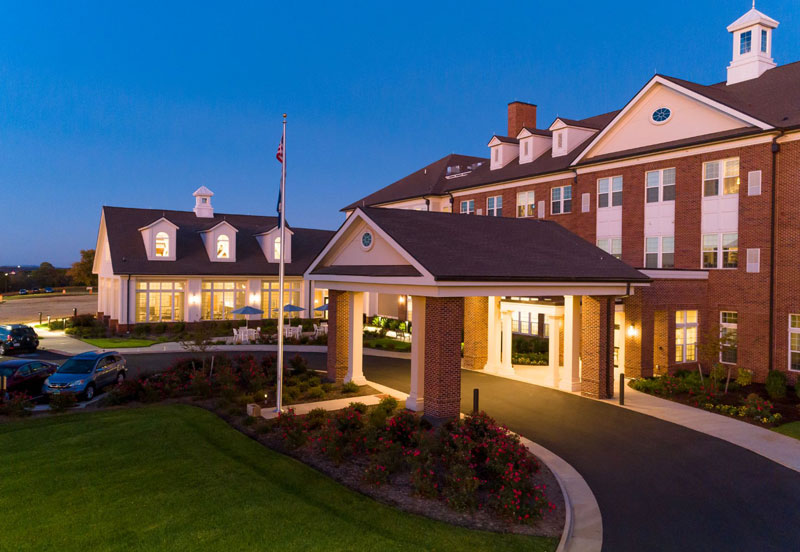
[231, 305, 264, 328]
[314, 304, 329, 312]
[283, 304, 304, 313]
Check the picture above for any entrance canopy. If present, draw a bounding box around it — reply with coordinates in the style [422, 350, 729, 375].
[305, 207, 650, 295]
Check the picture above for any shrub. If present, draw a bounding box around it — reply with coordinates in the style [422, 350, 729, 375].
[132, 324, 150, 337]
[289, 354, 309, 375]
[306, 386, 325, 400]
[342, 381, 359, 394]
[305, 407, 328, 429]
[796, 383, 800, 401]
[377, 396, 398, 414]
[275, 409, 306, 449]
[321, 383, 334, 393]
[316, 405, 366, 462]
[442, 456, 479, 512]
[153, 322, 168, 334]
[349, 401, 368, 414]
[48, 392, 77, 412]
[0, 392, 33, 416]
[735, 367, 754, 387]
[742, 393, 782, 424]
[765, 370, 787, 400]
[171, 322, 186, 334]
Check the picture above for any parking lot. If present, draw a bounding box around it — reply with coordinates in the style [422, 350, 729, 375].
[0, 294, 98, 324]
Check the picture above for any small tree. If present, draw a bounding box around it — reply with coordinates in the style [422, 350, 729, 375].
[698, 327, 738, 394]
[180, 324, 216, 370]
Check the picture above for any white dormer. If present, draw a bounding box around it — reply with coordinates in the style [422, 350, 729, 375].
[138, 217, 179, 261]
[549, 118, 597, 157]
[487, 136, 519, 170]
[516, 128, 553, 164]
[726, 6, 779, 85]
[193, 186, 215, 218]
[256, 225, 294, 264]
[200, 220, 238, 262]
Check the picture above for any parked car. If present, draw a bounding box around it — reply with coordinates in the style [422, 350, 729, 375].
[0, 325, 40, 355]
[43, 287, 54, 293]
[42, 351, 126, 401]
[18, 289, 27, 295]
[0, 359, 58, 399]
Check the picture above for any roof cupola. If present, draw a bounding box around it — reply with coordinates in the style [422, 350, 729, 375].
[726, 4, 779, 85]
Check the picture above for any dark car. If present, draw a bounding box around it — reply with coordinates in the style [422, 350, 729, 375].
[43, 287, 54, 293]
[18, 289, 27, 295]
[0, 359, 58, 399]
[43, 351, 127, 401]
[0, 325, 40, 355]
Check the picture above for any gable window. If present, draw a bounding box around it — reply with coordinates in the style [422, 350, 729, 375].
[597, 176, 623, 208]
[216, 235, 230, 259]
[645, 236, 674, 268]
[740, 30, 752, 55]
[523, 141, 529, 156]
[494, 148, 499, 162]
[703, 233, 738, 269]
[155, 232, 170, 257]
[487, 195, 502, 217]
[720, 311, 738, 364]
[551, 185, 572, 215]
[557, 132, 563, 149]
[675, 310, 698, 363]
[703, 158, 740, 197]
[516, 191, 535, 218]
[597, 238, 621, 259]
[274, 237, 281, 260]
[789, 315, 800, 372]
[645, 168, 676, 203]
[460, 200, 474, 214]
[761, 29, 768, 52]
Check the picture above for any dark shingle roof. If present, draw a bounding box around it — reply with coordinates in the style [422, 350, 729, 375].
[491, 135, 520, 144]
[102, 206, 334, 276]
[326, 207, 649, 283]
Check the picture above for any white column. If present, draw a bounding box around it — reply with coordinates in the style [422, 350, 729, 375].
[346, 291, 367, 385]
[499, 310, 515, 376]
[246, 278, 261, 324]
[561, 296, 582, 392]
[483, 296, 502, 373]
[186, 278, 202, 322]
[547, 314, 562, 387]
[406, 295, 425, 411]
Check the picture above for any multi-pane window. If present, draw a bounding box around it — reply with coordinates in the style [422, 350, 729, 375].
[761, 29, 768, 52]
[720, 311, 738, 364]
[675, 310, 698, 363]
[740, 30, 752, 54]
[789, 315, 800, 372]
[135, 281, 185, 323]
[487, 195, 503, 217]
[703, 158, 740, 197]
[201, 281, 245, 320]
[597, 176, 623, 208]
[262, 280, 302, 319]
[460, 200, 474, 214]
[155, 232, 170, 257]
[216, 235, 230, 259]
[645, 168, 676, 203]
[551, 185, 572, 215]
[645, 236, 674, 268]
[702, 233, 738, 269]
[516, 191, 535, 218]
[597, 238, 622, 259]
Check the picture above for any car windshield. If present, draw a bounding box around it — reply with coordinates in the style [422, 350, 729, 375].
[0, 365, 17, 377]
[57, 359, 95, 374]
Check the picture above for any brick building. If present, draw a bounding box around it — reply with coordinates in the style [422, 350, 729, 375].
[343, 6, 800, 385]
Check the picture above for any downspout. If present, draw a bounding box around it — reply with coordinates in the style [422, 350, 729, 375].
[768, 132, 783, 372]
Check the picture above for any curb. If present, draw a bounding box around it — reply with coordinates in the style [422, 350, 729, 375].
[518, 436, 602, 552]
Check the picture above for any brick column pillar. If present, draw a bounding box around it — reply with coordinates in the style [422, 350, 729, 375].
[423, 297, 464, 422]
[623, 294, 654, 378]
[326, 290, 350, 383]
[581, 295, 615, 399]
[653, 310, 669, 376]
[462, 296, 488, 371]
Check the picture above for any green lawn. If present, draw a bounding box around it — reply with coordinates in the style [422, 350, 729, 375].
[364, 336, 411, 352]
[0, 405, 556, 552]
[773, 421, 800, 441]
[81, 337, 168, 348]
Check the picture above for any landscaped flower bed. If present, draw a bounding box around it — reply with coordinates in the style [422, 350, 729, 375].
[250, 401, 563, 536]
[629, 368, 800, 429]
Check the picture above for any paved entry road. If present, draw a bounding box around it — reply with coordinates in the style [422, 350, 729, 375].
[361, 357, 800, 552]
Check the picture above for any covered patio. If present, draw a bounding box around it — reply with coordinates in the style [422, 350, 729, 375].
[306, 207, 649, 421]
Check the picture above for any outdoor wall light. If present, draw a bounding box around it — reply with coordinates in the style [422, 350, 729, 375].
[398, 296, 405, 304]
[189, 294, 201, 305]
[627, 324, 638, 338]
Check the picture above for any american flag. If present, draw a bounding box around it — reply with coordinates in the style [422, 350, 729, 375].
[276, 137, 284, 163]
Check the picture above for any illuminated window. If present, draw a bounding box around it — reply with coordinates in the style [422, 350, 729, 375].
[789, 315, 800, 372]
[262, 280, 301, 319]
[720, 311, 738, 364]
[135, 281, 184, 322]
[155, 232, 169, 257]
[516, 191, 535, 217]
[703, 158, 739, 197]
[675, 310, 698, 363]
[274, 237, 281, 260]
[216, 234, 230, 259]
[200, 281, 245, 320]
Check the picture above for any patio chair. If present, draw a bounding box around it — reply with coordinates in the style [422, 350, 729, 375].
[232, 328, 239, 344]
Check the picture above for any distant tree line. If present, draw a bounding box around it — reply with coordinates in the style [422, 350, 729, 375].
[0, 250, 97, 293]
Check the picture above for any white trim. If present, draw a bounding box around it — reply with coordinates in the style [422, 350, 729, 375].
[199, 220, 239, 234]
[640, 269, 708, 280]
[137, 217, 179, 232]
[572, 75, 774, 165]
[449, 171, 576, 198]
[788, 314, 800, 373]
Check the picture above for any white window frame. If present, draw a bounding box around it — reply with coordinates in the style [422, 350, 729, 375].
[789, 314, 800, 372]
[460, 199, 475, 214]
[597, 238, 622, 259]
[216, 234, 230, 259]
[675, 310, 698, 363]
[720, 311, 738, 364]
[516, 191, 535, 218]
[551, 185, 572, 215]
[155, 232, 170, 258]
[703, 158, 740, 197]
[487, 195, 502, 217]
[747, 170, 762, 196]
[702, 233, 738, 269]
[645, 168, 676, 204]
[135, 281, 185, 323]
[644, 236, 674, 268]
[597, 176, 623, 208]
[746, 248, 760, 273]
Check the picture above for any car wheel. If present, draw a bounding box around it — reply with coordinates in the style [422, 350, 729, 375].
[84, 384, 95, 401]
[116, 372, 125, 385]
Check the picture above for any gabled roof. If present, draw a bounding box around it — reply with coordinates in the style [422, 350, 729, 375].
[199, 220, 238, 234]
[137, 216, 179, 232]
[488, 135, 520, 145]
[193, 186, 214, 196]
[317, 207, 649, 283]
[550, 117, 604, 131]
[727, 8, 778, 32]
[518, 127, 553, 138]
[102, 206, 333, 276]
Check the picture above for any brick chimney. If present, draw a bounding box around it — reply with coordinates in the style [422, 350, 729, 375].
[508, 101, 537, 138]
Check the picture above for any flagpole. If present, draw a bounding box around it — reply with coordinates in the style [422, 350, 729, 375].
[276, 113, 287, 413]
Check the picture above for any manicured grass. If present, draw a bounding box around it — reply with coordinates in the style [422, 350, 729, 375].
[364, 336, 411, 352]
[81, 337, 168, 348]
[0, 405, 556, 552]
[773, 421, 800, 441]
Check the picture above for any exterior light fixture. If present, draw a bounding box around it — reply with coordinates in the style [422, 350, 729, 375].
[627, 324, 637, 337]
[398, 296, 405, 304]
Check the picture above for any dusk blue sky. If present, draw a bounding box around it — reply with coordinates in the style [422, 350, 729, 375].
[2, 1, 799, 266]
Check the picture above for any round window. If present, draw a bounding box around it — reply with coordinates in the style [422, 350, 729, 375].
[651, 107, 671, 124]
[361, 231, 373, 250]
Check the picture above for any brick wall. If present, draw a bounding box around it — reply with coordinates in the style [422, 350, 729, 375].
[423, 297, 464, 420]
[463, 296, 488, 371]
[326, 290, 350, 382]
[581, 295, 615, 398]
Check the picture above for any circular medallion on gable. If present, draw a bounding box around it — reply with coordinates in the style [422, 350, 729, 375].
[360, 231, 374, 251]
[651, 107, 672, 124]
